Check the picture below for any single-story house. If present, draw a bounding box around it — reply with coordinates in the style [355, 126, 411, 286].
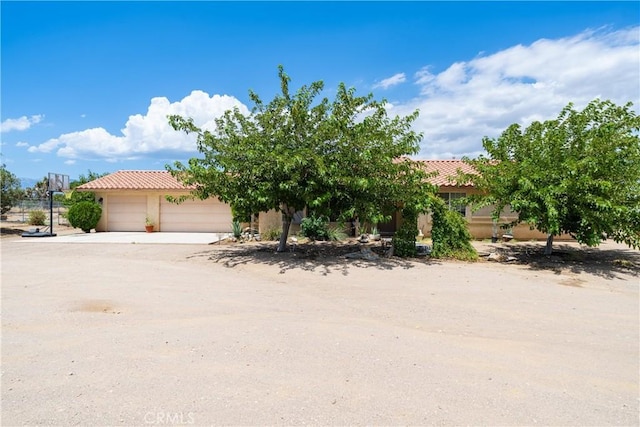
[76, 170, 233, 232]
[78, 165, 569, 240]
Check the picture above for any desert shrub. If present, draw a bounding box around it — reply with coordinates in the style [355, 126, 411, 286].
[28, 209, 47, 226]
[430, 197, 477, 260]
[67, 201, 102, 233]
[327, 225, 347, 241]
[262, 227, 282, 241]
[393, 206, 418, 257]
[231, 220, 242, 238]
[300, 215, 330, 241]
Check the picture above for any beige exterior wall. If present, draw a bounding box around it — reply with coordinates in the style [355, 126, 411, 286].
[258, 209, 306, 236]
[91, 190, 232, 232]
[259, 210, 282, 234]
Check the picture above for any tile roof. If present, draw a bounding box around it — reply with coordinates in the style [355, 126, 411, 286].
[419, 160, 478, 187]
[76, 170, 195, 191]
[76, 161, 477, 192]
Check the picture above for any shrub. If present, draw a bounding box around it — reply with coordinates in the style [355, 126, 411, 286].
[231, 220, 242, 238]
[393, 206, 418, 257]
[300, 215, 330, 241]
[1, 164, 23, 216]
[28, 209, 47, 226]
[67, 201, 102, 233]
[327, 225, 347, 241]
[430, 197, 477, 260]
[262, 227, 282, 241]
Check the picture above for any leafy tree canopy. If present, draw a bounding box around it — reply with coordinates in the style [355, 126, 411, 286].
[168, 66, 435, 252]
[463, 99, 640, 254]
[1, 164, 23, 215]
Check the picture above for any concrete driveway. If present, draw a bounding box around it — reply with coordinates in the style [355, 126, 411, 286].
[17, 231, 231, 244]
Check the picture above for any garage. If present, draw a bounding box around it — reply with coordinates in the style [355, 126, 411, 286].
[107, 195, 147, 232]
[76, 170, 235, 233]
[160, 198, 232, 232]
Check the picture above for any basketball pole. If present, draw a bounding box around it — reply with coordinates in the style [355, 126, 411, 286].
[49, 189, 54, 236]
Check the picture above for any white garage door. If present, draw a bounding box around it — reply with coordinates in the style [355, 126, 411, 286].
[160, 198, 232, 232]
[107, 195, 146, 232]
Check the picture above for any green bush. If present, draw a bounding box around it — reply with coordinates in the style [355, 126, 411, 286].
[393, 207, 418, 257]
[326, 225, 347, 242]
[231, 220, 242, 238]
[430, 197, 477, 260]
[28, 209, 47, 226]
[300, 215, 330, 241]
[67, 201, 102, 233]
[261, 227, 282, 241]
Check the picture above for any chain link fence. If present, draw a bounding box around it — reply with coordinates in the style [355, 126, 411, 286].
[3, 199, 69, 225]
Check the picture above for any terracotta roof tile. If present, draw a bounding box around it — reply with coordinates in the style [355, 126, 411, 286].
[77, 162, 476, 192]
[418, 160, 477, 187]
[76, 170, 195, 191]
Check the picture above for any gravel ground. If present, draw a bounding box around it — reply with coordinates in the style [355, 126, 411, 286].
[1, 233, 638, 426]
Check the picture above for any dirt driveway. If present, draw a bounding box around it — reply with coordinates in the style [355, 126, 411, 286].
[1, 237, 638, 426]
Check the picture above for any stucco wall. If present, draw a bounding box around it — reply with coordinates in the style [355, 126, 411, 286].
[91, 191, 233, 232]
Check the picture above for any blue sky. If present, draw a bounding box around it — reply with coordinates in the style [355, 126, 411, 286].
[2, 1, 639, 183]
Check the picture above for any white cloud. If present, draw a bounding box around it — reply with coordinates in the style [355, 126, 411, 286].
[1, 115, 44, 133]
[15, 141, 29, 147]
[400, 26, 640, 159]
[373, 73, 407, 90]
[64, 160, 76, 165]
[28, 91, 249, 161]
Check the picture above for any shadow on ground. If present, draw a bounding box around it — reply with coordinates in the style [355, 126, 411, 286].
[480, 242, 640, 280]
[187, 241, 437, 276]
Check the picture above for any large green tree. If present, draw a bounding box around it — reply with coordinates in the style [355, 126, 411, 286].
[464, 99, 640, 254]
[1, 164, 23, 216]
[168, 66, 434, 252]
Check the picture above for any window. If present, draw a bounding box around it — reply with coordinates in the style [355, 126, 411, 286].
[438, 192, 467, 216]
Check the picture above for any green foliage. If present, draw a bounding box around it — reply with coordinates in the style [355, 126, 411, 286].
[63, 190, 96, 207]
[298, 216, 346, 241]
[167, 66, 436, 252]
[1, 164, 23, 215]
[64, 170, 109, 208]
[231, 220, 242, 238]
[300, 215, 330, 241]
[28, 209, 47, 226]
[463, 99, 640, 254]
[327, 225, 347, 242]
[393, 206, 418, 258]
[430, 197, 477, 260]
[261, 227, 282, 241]
[67, 201, 102, 233]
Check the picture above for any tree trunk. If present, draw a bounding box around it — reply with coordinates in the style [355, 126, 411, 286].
[545, 233, 554, 255]
[277, 205, 294, 253]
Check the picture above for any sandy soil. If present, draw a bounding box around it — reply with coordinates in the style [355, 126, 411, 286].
[1, 230, 638, 426]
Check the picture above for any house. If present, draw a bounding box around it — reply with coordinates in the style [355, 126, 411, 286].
[78, 165, 567, 240]
[259, 159, 568, 241]
[75, 170, 233, 232]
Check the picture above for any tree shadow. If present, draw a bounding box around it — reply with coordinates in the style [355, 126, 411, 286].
[187, 241, 439, 276]
[480, 242, 639, 280]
